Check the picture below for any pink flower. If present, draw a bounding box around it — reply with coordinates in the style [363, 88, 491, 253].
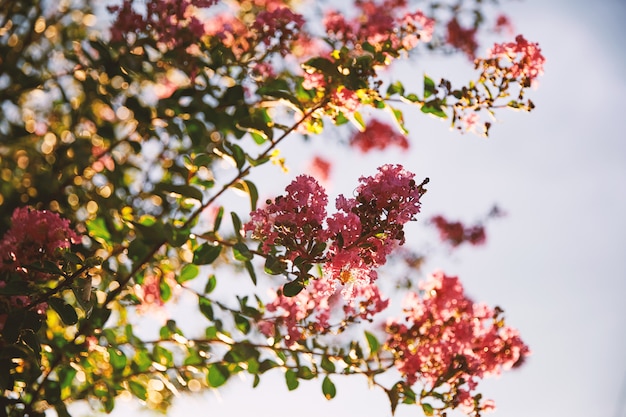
[302, 72, 326, 91]
[0, 207, 81, 277]
[331, 87, 360, 115]
[252, 7, 305, 56]
[244, 175, 329, 259]
[350, 119, 409, 153]
[384, 271, 530, 411]
[488, 35, 545, 83]
[431, 215, 486, 247]
[445, 18, 478, 60]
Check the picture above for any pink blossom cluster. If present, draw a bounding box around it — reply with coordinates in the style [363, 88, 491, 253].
[330, 87, 361, 116]
[323, 0, 434, 53]
[445, 18, 479, 60]
[259, 276, 388, 345]
[431, 215, 486, 248]
[252, 8, 306, 56]
[245, 165, 426, 299]
[488, 35, 545, 83]
[108, 0, 217, 48]
[0, 208, 80, 332]
[385, 271, 529, 412]
[350, 119, 409, 153]
[0, 207, 81, 277]
[245, 175, 330, 259]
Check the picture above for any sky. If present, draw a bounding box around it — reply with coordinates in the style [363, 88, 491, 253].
[65, 0, 626, 416]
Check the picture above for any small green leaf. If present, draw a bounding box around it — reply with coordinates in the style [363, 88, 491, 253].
[193, 243, 222, 265]
[365, 331, 380, 355]
[199, 297, 214, 321]
[86, 217, 111, 242]
[213, 206, 224, 231]
[205, 275, 217, 293]
[153, 345, 173, 367]
[231, 212, 243, 240]
[297, 366, 315, 380]
[423, 74, 436, 99]
[244, 260, 257, 285]
[233, 242, 253, 261]
[108, 348, 127, 371]
[234, 314, 251, 335]
[179, 264, 199, 283]
[48, 298, 78, 325]
[322, 376, 337, 400]
[386, 80, 405, 97]
[285, 369, 299, 391]
[321, 356, 336, 373]
[155, 183, 204, 202]
[208, 364, 229, 387]
[264, 256, 287, 275]
[283, 279, 304, 297]
[422, 403, 434, 416]
[128, 380, 147, 401]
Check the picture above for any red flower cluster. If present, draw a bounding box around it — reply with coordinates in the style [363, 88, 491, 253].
[0, 207, 81, 276]
[385, 271, 529, 412]
[488, 35, 546, 83]
[323, 0, 434, 53]
[431, 215, 486, 248]
[0, 208, 81, 331]
[108, 0, 217, 48]
[245, 165, 427, 299]
[259, 277, 388, 345]
[350, 119, 409, 153]
[252, 8, 306, 56]
[445, 18, 479, 60]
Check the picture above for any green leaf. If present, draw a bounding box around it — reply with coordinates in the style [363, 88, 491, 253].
[423, 74, 436, 99]
[231, 212, 243, 240]
[213, 206, 224, 231]
[153, 346, 174, 367]
[159, 279, 172, 302]
[205, 275, 217, 293]
[21, 330, 41, 356]
[422, 403, 434, 416]
[86, 217, 111, 242]
[390, 107, 409, 134]
[264, 256, 287, 275]
[178, 264, 199, 283]
[364, 331, 380, 355]
[387, 80, 405, 97]
[321, 356, 335, 373]
[285, 369, 299, 391]
[155, 183, 204, 202]
[128, 380, 147, 401]
[133, 350, 152, 372]
[208, 364, 229, 387]
[72, 277, 94, 317]
[303, 57, 339, 77]
[237, 111, 273, 141]
[244, 260, 257, 285]
[193, 243, 222, 265]
[421, 100, 448, 118]
[233, 242, 253, 262]
[199, 297, 214, 321]
[108, 348, 127, 371]
[225, 142, 246, 170]
[48, 298, 78, 325]
[297, 366, 315, 380]
[234, 314, 251, 335]
[283, 279, 304, 297]
[322, 376, 337, 400]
